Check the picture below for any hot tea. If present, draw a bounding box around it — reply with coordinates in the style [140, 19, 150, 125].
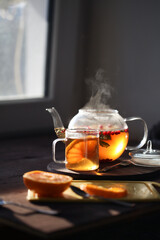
[99, 129, 129, 161]
[55, 127, 129, 162]
[65, 136, 99, 171]
[53, 129, 99, 171]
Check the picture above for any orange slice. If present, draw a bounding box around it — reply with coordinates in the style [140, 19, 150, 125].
[80, 183, 127, 198]
[66, 136, 98, 164]
[23, 170, 72, 197]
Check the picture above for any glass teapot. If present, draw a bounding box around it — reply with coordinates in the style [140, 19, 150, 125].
[46, 107, 148, 162]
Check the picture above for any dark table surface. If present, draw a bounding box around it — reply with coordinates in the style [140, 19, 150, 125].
[0, 134, 160, 240]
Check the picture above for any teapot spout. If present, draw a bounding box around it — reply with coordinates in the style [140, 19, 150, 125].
[46, 107, 65, 138]
[46, 107, 64, 128]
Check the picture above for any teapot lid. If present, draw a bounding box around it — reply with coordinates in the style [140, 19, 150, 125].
[79, 108, 118, 114]
[129, 140, 160, 167]
[69, 108, 127, 131]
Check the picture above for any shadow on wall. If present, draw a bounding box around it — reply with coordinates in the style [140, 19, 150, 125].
[149, 122, 160, 148]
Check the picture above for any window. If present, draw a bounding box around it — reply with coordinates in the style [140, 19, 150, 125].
[0, 0, 85, 136]
[0, 0, 49, 100]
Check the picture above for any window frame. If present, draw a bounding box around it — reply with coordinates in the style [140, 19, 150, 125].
[0, 0, 86, 137]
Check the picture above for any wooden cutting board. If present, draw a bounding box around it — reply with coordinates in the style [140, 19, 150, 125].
[27, 180, 160, 202]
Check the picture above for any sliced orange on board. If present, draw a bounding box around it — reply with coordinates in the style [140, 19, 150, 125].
[66, 136, 98, 164]
[23, 170, 72, 197]
[80, 183, 127, 198]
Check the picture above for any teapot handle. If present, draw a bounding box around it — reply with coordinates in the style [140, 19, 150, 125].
[52, 138, 66, 163]
[124, 117, 148, 151]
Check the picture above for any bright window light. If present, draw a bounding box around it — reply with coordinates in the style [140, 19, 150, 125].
[0, 0, 49, 100]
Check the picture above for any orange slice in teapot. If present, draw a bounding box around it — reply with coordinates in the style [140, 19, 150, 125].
[66, 136, 98, 164]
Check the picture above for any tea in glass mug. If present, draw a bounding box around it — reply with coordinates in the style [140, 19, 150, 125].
[53, 129, 99, 171]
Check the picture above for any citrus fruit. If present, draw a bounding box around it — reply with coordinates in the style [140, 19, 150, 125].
[80, 183, 127, 198]
[66, 136, 98, 164]
[23, 170, 72, 197]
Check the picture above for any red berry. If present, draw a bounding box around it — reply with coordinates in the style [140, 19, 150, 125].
[111, 131, 115, 135]
[116, 130, 120, 135]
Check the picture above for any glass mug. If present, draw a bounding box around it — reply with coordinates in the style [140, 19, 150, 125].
[53, 129, 99, 171]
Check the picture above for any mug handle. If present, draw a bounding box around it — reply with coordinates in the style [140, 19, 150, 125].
[124, 117, 148, 151]
[52, 138, 66, 163]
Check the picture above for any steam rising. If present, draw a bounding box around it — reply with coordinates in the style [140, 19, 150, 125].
[83, 69, 112, 110]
